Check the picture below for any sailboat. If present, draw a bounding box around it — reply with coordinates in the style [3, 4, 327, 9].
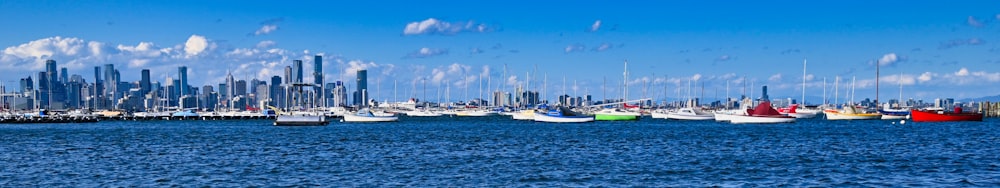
[273, 83, 329, 126]
[534, 106, 595, 123]
[879, 73, 910, 119]
[778, 59, 819, 118]
[595, 60, 641, 121]
[344, 108, 399, 122]
[824, 77, 881, 120]
[666, 79, 714, 120]
[728, 101, 796, 124]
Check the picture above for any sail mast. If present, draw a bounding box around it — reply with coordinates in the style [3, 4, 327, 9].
[802, 59, 807, 105]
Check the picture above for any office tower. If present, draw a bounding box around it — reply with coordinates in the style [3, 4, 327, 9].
[225, 72, 235, 102]
[761, 85, 769, 101]
[313, 56, 323, 85]
[270, 76, 282, 107]
[178, 66, 188, 96]
[235, 80, 247, 97]
[283, 66, 292, 84]
[140, 69, 151, 95]
[60, 67, 68, 84]
[19, 76, 33, 94]
[331, 81, 347, 107]
[292, 60, 303, 84]
[356, 70, 368, 107]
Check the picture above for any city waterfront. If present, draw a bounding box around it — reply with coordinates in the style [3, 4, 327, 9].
[2, 117, 998, 186]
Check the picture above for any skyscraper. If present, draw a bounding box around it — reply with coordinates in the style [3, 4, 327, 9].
[270, 76, 282, 107]
[355, 69, 368, 107]
[60, 67, 68, 84]
[140, 69, 151, 95]
[292, 60, 303, 83]
[313, 56, 323, 85]
[283, 66, 294, 84]
[178, 66, 189, 96]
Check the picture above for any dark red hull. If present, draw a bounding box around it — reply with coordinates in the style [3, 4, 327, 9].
[910, 109, 983, 122]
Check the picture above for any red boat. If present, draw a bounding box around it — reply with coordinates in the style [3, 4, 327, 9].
[910, 107, 983, 122]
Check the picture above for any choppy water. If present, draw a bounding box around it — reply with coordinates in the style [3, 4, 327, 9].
[1, 116, 999, 186]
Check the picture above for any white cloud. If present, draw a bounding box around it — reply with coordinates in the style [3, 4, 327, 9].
[768, 74, 782, 81]
[590, 20, 602, 32]
[877, 53, 898, 66]
[405, 47, 448, 58]
[918, 72, 933, 82]
[594, 43, 612, 52]
[256, 40, 276, 49]
[690, 74, 702, 81]
[403, 18, 495, 35]
[955, 67, 969, 76]
[716, 55, 731, 62]
[968, 16, 983, 27]
[565, 44, 585, 53]
[184, 35, 209, 57]
[255, 25, 278, 35]
[805, 74, 815, 81]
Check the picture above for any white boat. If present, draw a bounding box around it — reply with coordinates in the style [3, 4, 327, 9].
[879, 107, 911, 120]
[511, 109, 536, 120]
[404, 109, 442, 117]
[665, 107, 715, 120]
[824, 106, 881, 120]
[650, 109, 670, 119]
[533, 107, 594, 123]
[713, 109, 746, 122]
[593, 108, 640, 121]
[343, 108, 398, 122]
[456, 110, 497, 117]
[728, 101, 796, 124]
[274, 115, 329, 126]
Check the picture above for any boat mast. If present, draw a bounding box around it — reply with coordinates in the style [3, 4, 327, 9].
[834, 76, 839, 106]
[875, 58, 880, 108]
[898, 72, 903, 108]
[802, 59, 807, 105]
[851, 76, 856, 105]
[623, 60, 628, 106]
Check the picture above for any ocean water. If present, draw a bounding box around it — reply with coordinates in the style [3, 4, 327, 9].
[1, 116, 999, 187]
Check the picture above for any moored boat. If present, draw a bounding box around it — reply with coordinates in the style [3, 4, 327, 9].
[534, 107, 594, 123]
[344, 108, 399, 122]
[824, 105, 881, 120]
[879, 107, 911, 120]
[512, 109, 536, 120]
[777, 104, 818, 119]
[910, 107, 983, 122]
[728, 101, 796, 124]
[665, 107, 715, 120]
[593, 108, 640, 121]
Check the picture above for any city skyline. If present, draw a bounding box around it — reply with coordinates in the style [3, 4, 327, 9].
[2, 1, 1000, 102]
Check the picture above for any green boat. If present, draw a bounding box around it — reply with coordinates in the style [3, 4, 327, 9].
[593, 108, 640, 121]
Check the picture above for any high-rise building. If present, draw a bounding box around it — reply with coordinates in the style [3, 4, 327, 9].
[19, 76, 32, 94]
[283, 66, 292, 84]
[292, 60, 303, 84]
[60, 67, 68, 84]
[355, 70, 368, 107]
[178, 66, 189, 96]
[313, 56, 323, 85]
[269, 76, 282, 107]
[140, 69, 151, 95]
[235, 80, 247, 97]
[330, 81, 348, 107]
[225, 72, 235, 105]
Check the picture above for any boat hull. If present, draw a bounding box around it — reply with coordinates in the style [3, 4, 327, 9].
[343, 115, 398, 122]
[274, 115, 329, 126]
[456, 111, 497, 117]
[729, 115, 796, 124]
[533, 113, 594, 123]
[665, 113, 715, 120]
[511, 110, 536, 120]
[824, 112, 882, 120]
[910, 110, 983, 122]
[594, 114, 639, 121]
[880, 114, 909, 120]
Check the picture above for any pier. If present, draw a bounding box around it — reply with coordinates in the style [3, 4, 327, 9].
[980, 102, 1000, 118]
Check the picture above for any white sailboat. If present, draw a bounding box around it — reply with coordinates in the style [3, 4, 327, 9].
[344, 108, 398, 122]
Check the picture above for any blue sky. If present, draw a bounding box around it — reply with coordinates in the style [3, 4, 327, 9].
[1, 0, 999, 104]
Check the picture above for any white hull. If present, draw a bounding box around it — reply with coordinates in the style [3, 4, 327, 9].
[824, 112, 882, 120]
[666, 113, 715, 120]
[729, 115, 796, 124]
[713, 113, 742, 122]
[533, 114, 594, 123]
[274, 115, 328, 126]
[343, 114, 398, 122]
[456, 111, 497, 117]
[405, 111, 442, 117]
[881, 114, 909, 120]
[786, 112, 818, 119]
[650, 111, 669, 119]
